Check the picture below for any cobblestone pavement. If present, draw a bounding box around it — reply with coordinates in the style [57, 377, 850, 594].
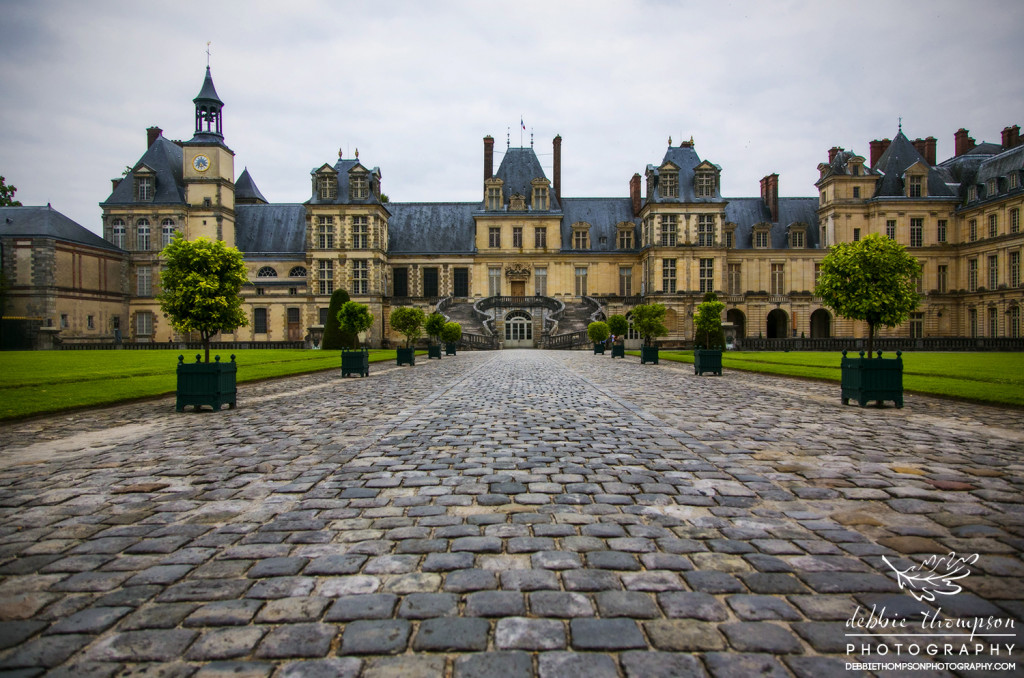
[0, 350, 1022, 678]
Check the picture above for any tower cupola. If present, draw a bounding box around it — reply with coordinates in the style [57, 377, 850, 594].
[192, 66, 224, 140]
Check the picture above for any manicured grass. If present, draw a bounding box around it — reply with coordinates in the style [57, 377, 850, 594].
[627, 350, 1024, 407]
[0, 349, 410, 420]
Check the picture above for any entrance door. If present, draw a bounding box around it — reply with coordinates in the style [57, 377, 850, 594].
[504, 310, 534, 348]
[511, 280, 526, 296]
[287, 307, 301, 341]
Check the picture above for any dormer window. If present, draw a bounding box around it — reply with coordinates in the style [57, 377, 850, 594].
[987, 179, 998, 197]
[753, 225, 771, 249]
[350, 173, 369, 200]
[572, 222, 591, 250]
[661, 171, 679, 199]
[1010, 173, 1019, 190]
[788, 225, 806, 249]
[967, 185, 977, 202]
[695, 171, 716, 198]
[723, 224, 736, 249]
[617, 223, 634, 250]
[485, 179, 503, 211]
[317, 174, 338, 200]
[531, 179, 550, 211]
[135, 175, 153, 201]
[908, 174, 924, 198]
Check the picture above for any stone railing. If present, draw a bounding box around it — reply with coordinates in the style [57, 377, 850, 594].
[736, 337, 1024, 352]
[545, 329, 591, 350]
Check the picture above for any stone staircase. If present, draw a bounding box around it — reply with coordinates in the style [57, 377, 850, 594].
[442, 301, 491, 336]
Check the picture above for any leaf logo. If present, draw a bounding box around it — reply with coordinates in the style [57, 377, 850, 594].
[882, 552, 979, 602]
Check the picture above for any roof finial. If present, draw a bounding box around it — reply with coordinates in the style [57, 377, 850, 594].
[206, 41, 211, 68]
[689, 135, 694, 145]
[898, 117, 902, 134]
[507, 127, 511, 149]
[668, 136, 672, 146]
[355, 148, 359, 159]
[530, 130, 534, 148]
[338, 147, 343, 159]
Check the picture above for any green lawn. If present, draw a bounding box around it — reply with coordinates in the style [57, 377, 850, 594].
[630, 350, 1024, 407]
[0, 349, 408, 420]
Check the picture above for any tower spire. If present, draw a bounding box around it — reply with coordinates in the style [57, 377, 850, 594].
[192, 63, 224, 140]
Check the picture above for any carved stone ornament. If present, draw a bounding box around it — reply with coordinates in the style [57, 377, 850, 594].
[505, 262, 532, 280]
[509, 194, 527, 211]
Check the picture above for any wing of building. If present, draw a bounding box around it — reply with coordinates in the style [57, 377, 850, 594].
[4, 66, 1021, 349]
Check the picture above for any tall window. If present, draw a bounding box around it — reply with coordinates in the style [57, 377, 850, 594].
[969, 219, 978, 242]
[352, 260, 369, 294]
[318, 260, 334, 295]
[989, 214, 998, 238]
[662, 259, 676, 293]
[619, 267, 632, 296]
[988, 255, 999, 289]
[695, 171, 715, 198]
[317, 175, 337, 200]
[135, 311, 153, 336]
[573, 228, 589, 249]
[937, 265, 948, 293]
[618, 228, 633, 250]
[453, 268, 469, 297]
[393, 267, 408, 297]
[488, 267, 501, 296]
[853, 186, 861, 199]
[852, 228, 860, 242]
[697, 215, 714, 246]
[1011, 209, 1020, 234]
[422, 267, 438, 297]
[318, 216, 335, 249]
[661, 172, 679, 198]
[728, 263, 741, 295]
[575, 267, 588, 296]
[771, 263, 785, 295]
[968, 258, 978, 292]
[489, 227, 501, 248]
[642, 217, 651, 246]
[886, 220, 896, 240]
[137, 266, 152, 296]
[532, 186, 548, 211]
[1010, 251, 1021, 288]
[136, 219, 150, 251]
[161, 219, 176, 247]
[699, 258, 714, 293]
[534, 227, 547, 249]
[724, 230, 734, 249]
[910, 218, 923, 247]
[111, 219, 126, 248]
[988, 307, 998, 336]
[1010, 306, 1020, 338]
[969, 308, 978, 338]
[909, 175, 923, 198]
[512, 227, 523, 249]
[254, 308, 268, 334]
[814, 263, 822, 288]
[660, 215, 677, 247]
[136, 176, 153, 201]
[910, 313, 924, 338]
[350, 174, 368, 200]
[487, 187, 502, 211]
[937, 220, 947, 243]
[352, 216, 369, 249]
[534, 267, 547, 296]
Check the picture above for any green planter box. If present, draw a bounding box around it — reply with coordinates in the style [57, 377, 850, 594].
[428, 344, 443, 359]
[611, 344, 625, 358]
[445, 343, 458, 356]
[341, 349, 369, 377]
[176, 354, 236, 412]
[593, 343, 606, 355]
[694, 349, 723, 376]
[641, 346, 659, 365]
[841, 350, 904, 408]
[397, 347, 416, 366]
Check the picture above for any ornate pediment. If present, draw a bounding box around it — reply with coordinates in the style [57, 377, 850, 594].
[505, 262, 532, 280]
[509, 193, 527, 211]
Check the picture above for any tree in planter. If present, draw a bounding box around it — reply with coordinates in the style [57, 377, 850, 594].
[389, 306, 426, 348]
[693, 292, 726, 349]
[815, 233, 921, 356]
[425, 312, 446, 346]
[159, 234, 248, 363]
[630, 303, 668, 346]
[607, 314, 629, 343]
[337, 301, 374, 348]
[322, 289, 352, 350]
[440, 321, 462, 345]
[587, 320, 609, 354]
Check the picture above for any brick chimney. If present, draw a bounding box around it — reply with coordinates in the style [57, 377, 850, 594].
[954, 128, 976, 156]
[147, 126, 162, 148]
[912, 138, 926, 157]
[760, 173, 779, 223]
[924, 136, 937, 165]
[629, 173, 642, 216]
[1003, 125, 1021, 150]
[111, 178, 122, 192]
[483, 135, 494, 180]
[828, 146, 843, 163]
[869, 139, 891, 167]
[552, 135, 562, 202]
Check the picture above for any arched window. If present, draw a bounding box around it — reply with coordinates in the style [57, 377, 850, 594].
[161, 218, 176, 247]
[505, 311, 533, 341]
[257, 266, 278, 278]
[111, 219, 125, 248]
[289, 266, 307, 277]
[136, 219, 150, 251]
[624, 312, 640, 340]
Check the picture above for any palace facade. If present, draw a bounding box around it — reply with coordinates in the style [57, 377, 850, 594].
[4, 67, 1022, 348]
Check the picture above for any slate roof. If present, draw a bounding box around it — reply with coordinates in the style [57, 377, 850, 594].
[235, 204, 306, 255]
[725, 198, 820, 249]
[964, 144, 1024, 204]
[101, 136, 185, 206]
[872, 132, 956, 198]
[387, 203, 476, 254]
[236, 168, 268, 204]
[491, 147, 561, 211]
[647, 144, 724, 203]
[308, 158, 386, 208]
[194, 66, 223, 105]
[560, 198, 638, 251]
[817, 149, 880, 182]
[0, 205, 123, 253]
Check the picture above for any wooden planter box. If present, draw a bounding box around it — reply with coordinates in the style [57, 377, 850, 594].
[841, 350, 904, 408]
[445, 343, 458, 356]
[428, 344, 443, 359]
[641, 346, 659, 365]
[694, 349, 723, 376]
[593, 343, 606, 355]
[341, 349, 369, 377]
[611, 344, 625, 358]
[396, 347, 416, 366]
[176, 354, 236, 412]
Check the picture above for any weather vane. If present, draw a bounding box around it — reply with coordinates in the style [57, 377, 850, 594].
[206, 41, 211, 67]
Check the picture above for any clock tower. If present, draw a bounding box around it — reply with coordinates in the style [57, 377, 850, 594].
[183, 66, 236, 245]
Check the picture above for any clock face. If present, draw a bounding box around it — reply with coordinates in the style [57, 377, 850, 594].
[192, 154, 211, 172]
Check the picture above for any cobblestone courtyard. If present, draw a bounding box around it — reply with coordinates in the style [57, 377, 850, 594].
[0, 350, 1022, 677]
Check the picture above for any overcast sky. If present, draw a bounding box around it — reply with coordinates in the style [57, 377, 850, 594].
[2, 0, 1022, 235]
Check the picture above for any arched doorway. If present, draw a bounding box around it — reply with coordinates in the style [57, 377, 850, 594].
[810, 309, 831, 338]
[504, 310, 534, 348]
[624, 312, 642, 349]
[726, 309, 746, 339]
[766, 309, 788, 339]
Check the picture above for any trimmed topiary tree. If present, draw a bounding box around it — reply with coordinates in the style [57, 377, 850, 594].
[390, 306, 426, 348]
[322, 289, 352, 350]
[441, 321, 462, 344]
[425, 312, 446, 345]
[607, 314, 628, 342]
[587, 321, 610, 344]
[337, 301, 374, 349]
